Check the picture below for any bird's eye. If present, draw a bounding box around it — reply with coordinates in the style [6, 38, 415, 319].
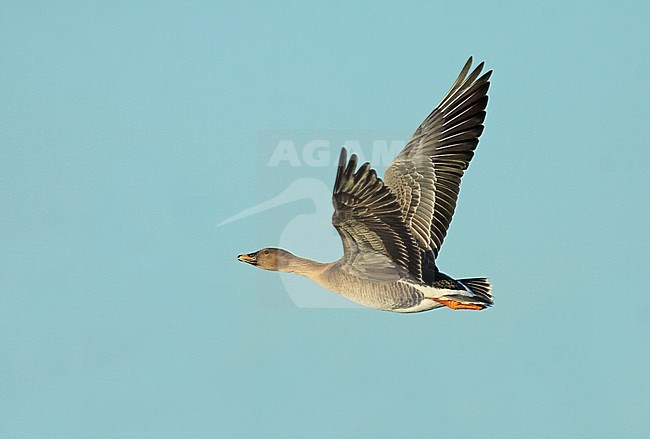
[264, 250, 269, 255]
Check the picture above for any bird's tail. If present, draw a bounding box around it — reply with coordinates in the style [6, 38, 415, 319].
[434, 278, 493, 310]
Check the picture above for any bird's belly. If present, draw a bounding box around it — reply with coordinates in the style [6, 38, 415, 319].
[321, 275, 428, 311]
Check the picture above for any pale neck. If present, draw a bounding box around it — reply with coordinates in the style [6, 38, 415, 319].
[279, 254, 329, 279]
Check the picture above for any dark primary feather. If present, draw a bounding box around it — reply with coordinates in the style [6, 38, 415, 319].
[332, 148, 422, 283]
[384, 57, 491, 257]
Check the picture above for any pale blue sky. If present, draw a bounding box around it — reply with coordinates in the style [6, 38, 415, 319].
[2, 2, 649, 437]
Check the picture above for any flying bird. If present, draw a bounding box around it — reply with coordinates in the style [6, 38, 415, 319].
[238, 58, 493, 313]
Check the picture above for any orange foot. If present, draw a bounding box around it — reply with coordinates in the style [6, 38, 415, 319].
[429, 298, 486, 310]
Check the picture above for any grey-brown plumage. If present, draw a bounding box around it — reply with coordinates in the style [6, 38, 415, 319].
[384, 57, 491, 256]
[238, 57, 494, 313]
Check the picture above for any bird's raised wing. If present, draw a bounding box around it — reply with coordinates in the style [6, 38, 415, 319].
[332, 148, 422, 283]
[384, 57, 491, 256]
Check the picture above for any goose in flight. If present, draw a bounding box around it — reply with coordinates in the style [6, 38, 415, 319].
[238, 58, 493, 313]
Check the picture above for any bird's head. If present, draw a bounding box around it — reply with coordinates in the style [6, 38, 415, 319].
[237, 248, 295, 271]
